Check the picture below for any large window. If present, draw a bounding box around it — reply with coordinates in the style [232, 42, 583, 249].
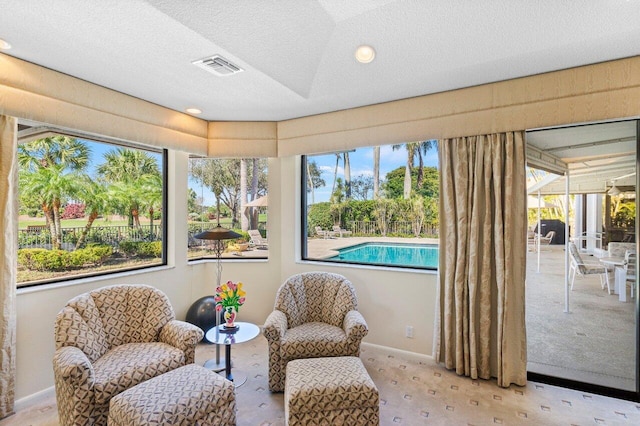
[17, 130, 167, 287]
[187, 157, 268, 260]
[302, 141, 439, 269]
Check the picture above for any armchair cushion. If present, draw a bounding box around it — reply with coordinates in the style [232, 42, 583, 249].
[92, 342, 184, 404]
[281, 322, 348, 359]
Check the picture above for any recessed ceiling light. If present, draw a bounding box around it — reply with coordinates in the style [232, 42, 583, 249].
[0, 39, 12, 50]
[186, 108, 202, 115]
[355, 45, 375, 63]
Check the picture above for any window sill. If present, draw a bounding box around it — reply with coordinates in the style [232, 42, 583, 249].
[17, 264, 175, 295]
[296, 259, 437, 275]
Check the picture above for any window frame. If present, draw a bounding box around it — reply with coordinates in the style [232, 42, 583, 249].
[16, 124, 168, 288]
[186, 156, 269, 262]
[300, 146, 440, 271]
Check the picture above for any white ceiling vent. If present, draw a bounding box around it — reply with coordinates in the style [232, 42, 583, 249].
[192, 55, 244, 76]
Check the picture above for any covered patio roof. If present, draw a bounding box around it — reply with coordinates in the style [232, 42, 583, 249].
[526, 120, 636, 195]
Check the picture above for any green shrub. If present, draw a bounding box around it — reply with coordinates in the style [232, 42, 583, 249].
[118, 240, 162, 258]
[118, 241, 138, 256]
[307, 202, 333, 236]
[137, 241, 162, 257]
[17, 245, 112, 271]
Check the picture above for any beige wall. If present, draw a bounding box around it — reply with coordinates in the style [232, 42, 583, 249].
[7, 54, 640, 402]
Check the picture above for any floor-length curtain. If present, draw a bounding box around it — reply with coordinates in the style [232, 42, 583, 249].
[435, 131, 527, 387]
[0, 115, 17, 418]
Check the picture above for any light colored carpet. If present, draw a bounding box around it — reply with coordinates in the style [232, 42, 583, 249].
[2, 335, 640, 425]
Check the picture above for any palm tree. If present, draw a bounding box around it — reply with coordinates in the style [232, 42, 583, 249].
[392, 142, 418, 199]
[18, 136, 90, 249]
[415, 140, 437, 188]
[343, 152, 352, 199]
[240, 159, 249, 231]
[73, 177, 110, 249]
[306, 160, 325, 204]
[139, 173, 163, 238]
[330, 153, 342, 197]
[373, 146, 380, 199]
[19, 164, 80, 249]
[97, 148, 160, 227]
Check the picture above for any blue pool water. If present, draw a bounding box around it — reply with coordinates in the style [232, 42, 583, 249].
[328, 242, 438, 268]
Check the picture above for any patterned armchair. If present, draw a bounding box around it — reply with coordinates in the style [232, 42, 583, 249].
[263, 272, 368, 392]
[53, 284, 204, 426]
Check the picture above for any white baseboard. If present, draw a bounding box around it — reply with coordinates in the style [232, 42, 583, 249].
[15, 386, 55, 412]
[361, 342, 434, 363]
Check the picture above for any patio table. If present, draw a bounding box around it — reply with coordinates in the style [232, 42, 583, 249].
[599, 257, 627, 302]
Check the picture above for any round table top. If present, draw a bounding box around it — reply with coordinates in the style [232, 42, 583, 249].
[205, 321, 260, 345]
[599, 257, 625, 266]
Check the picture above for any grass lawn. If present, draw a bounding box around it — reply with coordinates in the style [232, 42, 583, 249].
[18, 216, 155, 229]
[18, 215, 264, 229]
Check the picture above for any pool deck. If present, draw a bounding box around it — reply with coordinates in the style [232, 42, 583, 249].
[306, 236, 439, 259]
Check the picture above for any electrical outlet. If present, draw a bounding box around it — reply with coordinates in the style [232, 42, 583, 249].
[405, 325, 414, 338]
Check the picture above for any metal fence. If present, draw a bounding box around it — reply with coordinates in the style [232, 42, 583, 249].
[347, 220, 438, 237]
[18, 224, 163, 251]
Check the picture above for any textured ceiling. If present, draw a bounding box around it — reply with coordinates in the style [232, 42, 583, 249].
[1, 0, 640, 121]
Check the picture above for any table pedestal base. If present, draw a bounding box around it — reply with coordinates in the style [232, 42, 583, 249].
[203, 357, 228, 372]
[221, 370, 247, 387]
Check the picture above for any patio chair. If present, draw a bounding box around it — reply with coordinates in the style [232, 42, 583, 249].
[568, 242, 611, 293]
[248, 229, 268, 249]
[538, 230, 555, 245]
[527, 229, 537, 251]
[315, 226, 337, 239]
[332, 225, 352, 237]
[625, 250, 636, 299]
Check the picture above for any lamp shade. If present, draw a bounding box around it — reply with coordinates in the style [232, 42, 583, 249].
[194, 225, 242, 240]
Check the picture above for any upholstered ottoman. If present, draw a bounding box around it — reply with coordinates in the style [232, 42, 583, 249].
[285, 356, 379, 426]
[107, 364, 235, 426]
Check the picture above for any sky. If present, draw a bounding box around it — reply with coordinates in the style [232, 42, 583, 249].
[188, 142, 439, 207]
[80, 138, 163, 177]
[82, 138, 439, 207]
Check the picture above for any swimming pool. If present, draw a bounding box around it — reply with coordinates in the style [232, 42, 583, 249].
[328, 242, 438, 269]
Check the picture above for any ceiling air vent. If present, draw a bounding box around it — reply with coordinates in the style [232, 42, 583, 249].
[192, 55, 244, 76]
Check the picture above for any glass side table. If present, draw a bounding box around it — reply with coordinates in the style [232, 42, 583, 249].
[205, 321, 260, 386]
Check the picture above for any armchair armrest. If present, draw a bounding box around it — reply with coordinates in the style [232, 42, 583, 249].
[263, 310, 288, 341]
[53, 346, 95, 388]
[159, 320, 204, 364]
[343, 310, 368, 340]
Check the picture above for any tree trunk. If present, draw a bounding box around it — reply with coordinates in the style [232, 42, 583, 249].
[240, 159, 249, 231]
[344, 152, 351, 199]
[149, 207, 154, 239]
[43, 204, 58, 249]
[250, 159, 259, 229]
[373, 146, 380, 199]
[403, 162, 412, 199]
[132, 208, 140, 228]
[75, 209, 98, 249]
[307, 162, 315, 204]
[331, 154, 340, 196]
[52, 198, 62, 250]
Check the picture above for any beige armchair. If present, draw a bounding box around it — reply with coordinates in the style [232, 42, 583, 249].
[52, 284, 203, 426]
[263, 272, 368, 392]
